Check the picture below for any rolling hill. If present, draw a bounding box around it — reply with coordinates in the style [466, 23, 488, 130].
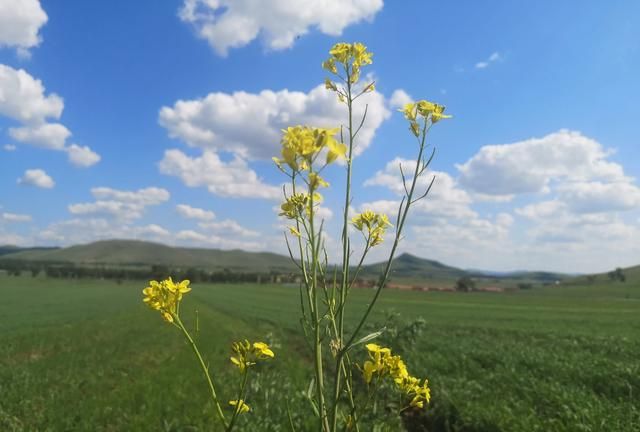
[358, 253, 468, 282]
[0, 239, 296, 273]
[0, 239, 579, 286]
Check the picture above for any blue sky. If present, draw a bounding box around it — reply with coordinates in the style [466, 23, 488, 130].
[1, 0, 639, 273]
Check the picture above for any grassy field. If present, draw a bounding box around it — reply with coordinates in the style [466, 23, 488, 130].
[1, 275, 638, 431]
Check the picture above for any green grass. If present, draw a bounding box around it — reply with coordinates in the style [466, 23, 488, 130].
[1, 275, 638, 431]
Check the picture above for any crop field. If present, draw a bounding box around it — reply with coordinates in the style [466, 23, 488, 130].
[1, 275, 639, 431]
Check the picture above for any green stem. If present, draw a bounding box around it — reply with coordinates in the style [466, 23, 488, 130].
[227, 368, 249, 432]
[332, 65, 355, 432]
[175, 317, 228, 430]
[309, 169, 330, 432]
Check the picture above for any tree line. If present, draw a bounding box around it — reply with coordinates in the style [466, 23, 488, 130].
[0, 260, 299, 284]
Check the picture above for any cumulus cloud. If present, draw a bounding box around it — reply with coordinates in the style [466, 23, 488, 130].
[389, 89, 412, 109]
[457, 130, 627, 196]
[364, 157, 476, 221]
[176, 229, 265, 250]
[159, 83, 389, 160]
[556, 181, 640, 214]
[66, 144, 101, 167]
[159, 149, 281, 199]
[37, 218, 171, 245]
[179, 0, 383, 56]
[17, 168, 54, 188]
[3, 144, 15, 151]
[9, 122, 71, 149]
[0, 64, 63, 123]
[1, 212, 32, 222]
[68, 187, 170, 221]
[475, 51, 501, 69]
[176, 204, 216, 221]
[199, 219, 259, 237]
[0, 64, 100, 165]
[0, 0, 48, 54]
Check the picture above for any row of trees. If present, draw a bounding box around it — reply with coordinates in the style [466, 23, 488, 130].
[0, 260, 299, 284]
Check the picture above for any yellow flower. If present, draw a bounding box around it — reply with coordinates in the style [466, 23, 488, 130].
[352, 211, 392, 246]
[252, 341, 275, 359]
[323, 42, 373, 84]
[309, 173, 329, 189]
[329, 42, 351, 63]
[430, 103, 452, 123]
[324, 78, 337, 92]
[322, 58, 337, 74]
[401, 103, 418, 121]
[142, 278, 190, 323]
[230, 340, 275, 372]
[280, 126, 340, 171]
[229, 399, 250, 414]
[326, 139, 347, 165]
[288, 226, 301, 238]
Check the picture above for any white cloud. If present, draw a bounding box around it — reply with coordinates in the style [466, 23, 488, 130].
[199, 219, 259, 237]
[0, 64, 63, 123]
[69, 187, 170, 221]
[475, 51, 501, 69]
[37, 218, 171, 245]
[3, 144, 15, 151]
[17, 168, 54, 188]
[176, 229, 265, 250]
[0, 0, 48, 54]
[9, 122, 71, 149]
[457, 130, 627, 196]
[179, 0, 383, 56]
[364, 157, 476, 221]
[159, 83, 389, 160]
[66, 144, 101, 167]
[91, 187, 170, 205]
[0, 64, 101, 165]
[556, 181, 640, 213]
[176, 204, 216, 221]
[159, 149, 281, 199]
[389, 89, 412, 109]
[1, 212, 32, 222]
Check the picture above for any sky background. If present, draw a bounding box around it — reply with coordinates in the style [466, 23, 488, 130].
[1, 0, 639, 273]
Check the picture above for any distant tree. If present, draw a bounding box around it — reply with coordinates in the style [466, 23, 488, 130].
[608, 268, 626, 282]
[586, 275, 596, 284]
[517, 283, 533, 290]
[455, 276, 475, 292]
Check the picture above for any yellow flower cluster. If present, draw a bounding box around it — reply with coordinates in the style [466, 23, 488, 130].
[142, 277, 191, 323]
[279, 192, 323, 220]
[323, 42, 373, 84]
[230, 340, 275, 373]
[274, 125, 346, 172]
[401, 100, 452, 136]
[229, 399, 250, 414]
[352, 210, 392, 246]
[362, 344, 431, 409]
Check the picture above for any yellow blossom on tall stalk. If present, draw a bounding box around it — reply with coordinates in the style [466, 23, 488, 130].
[142, 277, 191, 323]
[360, 344, 431, 411]
[230, 339, 275, 372]
[229, 399, 250, 414]
[401, 100, 452, 137]
[352, 210, 392, 246]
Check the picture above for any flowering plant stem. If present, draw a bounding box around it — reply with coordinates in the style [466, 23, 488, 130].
[175, 317, 229, 430]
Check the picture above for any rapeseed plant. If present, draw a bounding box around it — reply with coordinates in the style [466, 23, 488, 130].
[143, 40, 449, 431]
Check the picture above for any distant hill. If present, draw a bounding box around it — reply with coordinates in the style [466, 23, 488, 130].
[358, 253, 468, 282]
[565, 264, 640, 285]
[0, 245, 59, 257]
[0, 239, 296, 273]
[0, 240, 580, 285]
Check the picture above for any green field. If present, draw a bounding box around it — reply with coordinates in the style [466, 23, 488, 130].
[1, 275, 639, 431]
